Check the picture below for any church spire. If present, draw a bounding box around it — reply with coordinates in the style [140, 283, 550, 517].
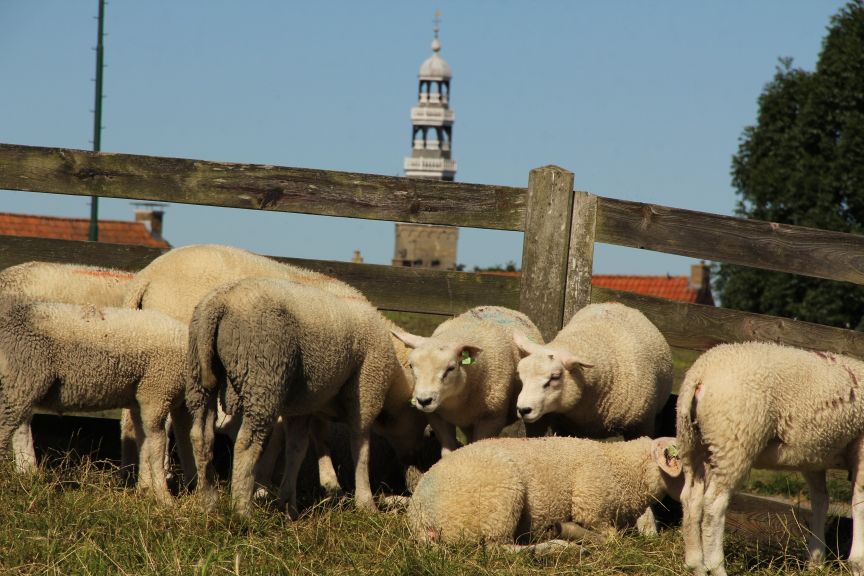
[403, 12, 456, 181]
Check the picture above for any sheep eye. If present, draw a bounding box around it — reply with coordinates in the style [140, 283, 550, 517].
[550, 372, 562, 381]
[444, 365, 455, 376]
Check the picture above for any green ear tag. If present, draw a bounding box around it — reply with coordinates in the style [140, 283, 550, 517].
[461, 351, 475, 365]
[665, 445, 680, 459]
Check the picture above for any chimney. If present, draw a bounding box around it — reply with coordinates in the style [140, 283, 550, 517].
[133, 203, 166, 241]
[689, 261, 709, 291]
[352, 249, 364, 264]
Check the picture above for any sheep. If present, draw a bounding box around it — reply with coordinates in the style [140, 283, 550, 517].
[406, 435, 683, 545]
[0, 298, 189, 504]
[392, 306, 543, 456]
[185, 277, 403, 517]
[121, 243, 427, 495]
[676, 341, 864, 576]
[0, 261, 134, 472]
[513, 302, 673, 439]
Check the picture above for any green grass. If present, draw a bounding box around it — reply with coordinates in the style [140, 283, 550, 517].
[0, 457, 854, 576]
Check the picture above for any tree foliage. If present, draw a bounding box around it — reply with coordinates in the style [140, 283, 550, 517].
[716, 1, 864, 328]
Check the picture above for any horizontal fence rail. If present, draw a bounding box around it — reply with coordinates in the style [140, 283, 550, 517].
[0, 235, 520, 315]
[3, 143, 864, 287]
[0, 143, 526, 231]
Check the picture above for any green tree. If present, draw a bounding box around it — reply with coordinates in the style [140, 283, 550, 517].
[716, 1, 864, 329]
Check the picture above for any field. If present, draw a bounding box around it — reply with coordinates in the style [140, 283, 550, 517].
[0, 455, 854, 576]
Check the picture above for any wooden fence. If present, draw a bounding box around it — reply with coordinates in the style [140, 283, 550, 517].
[3, 142, 864, 359]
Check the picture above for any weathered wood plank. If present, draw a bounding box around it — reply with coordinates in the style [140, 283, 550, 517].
[0, 234, 166, 271]
[0, 143, 526, 230]
[519, 166, 576, 342]
[272, 256, 520, 314]
[596, 196, 864, 285]
[0, 236, 519, 316]
[592, 285, 864, 359]
[563, 192, 597, 323]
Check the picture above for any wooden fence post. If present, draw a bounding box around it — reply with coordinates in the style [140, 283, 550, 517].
[519, 165, 576, 342]
[563, 192, 598, 322]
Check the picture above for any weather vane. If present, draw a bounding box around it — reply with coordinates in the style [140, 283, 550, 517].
[433, 9, 441, 38]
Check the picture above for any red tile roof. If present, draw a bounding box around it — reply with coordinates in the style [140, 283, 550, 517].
[592, 275, 708, 304]
[0, 212, 169, 248]
[480, 271, 713, 304]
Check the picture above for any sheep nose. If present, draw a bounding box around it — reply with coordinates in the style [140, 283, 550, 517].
[416, 397, 433, 407]
[518, 407, 532, 418]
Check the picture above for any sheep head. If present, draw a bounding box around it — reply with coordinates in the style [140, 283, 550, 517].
[394, 331, 482, 413]
[513, 331, 592, 422]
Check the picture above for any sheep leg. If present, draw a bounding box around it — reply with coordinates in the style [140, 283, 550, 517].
[12, 421, 36, 473]
[700, 475, 730, 576]
[253, 419, 284, 496]
[635, 506, 658, 537]
[681, 462, 707, 576]
[129, 406, 172, 505]
[119, 408, 139, 483]
[231, 416, 267, 517]
[426, 412, 459, 456]
[188, 393, 218, 496]
[169, 404, 197, 489]
[312, 417, 342, 497]
[803, 470, 828, 567]
[349, 427, 376, 513]
[848, 441, 864, 575]
[276, 414, 311, 519]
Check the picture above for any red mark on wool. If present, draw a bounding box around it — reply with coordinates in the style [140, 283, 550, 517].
[815, 351, 837, 363]
[73, 269, 134, 280]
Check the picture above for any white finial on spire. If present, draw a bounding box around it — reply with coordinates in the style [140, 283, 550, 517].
[432, 10, 441, 52]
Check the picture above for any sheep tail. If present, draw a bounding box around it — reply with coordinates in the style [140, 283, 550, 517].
[188, 292, 228, 394]
[675, 358, 706, 458]
[121, 277, 150, 310]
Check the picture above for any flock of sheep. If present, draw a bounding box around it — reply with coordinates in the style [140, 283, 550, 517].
[0, 243, 863, 575]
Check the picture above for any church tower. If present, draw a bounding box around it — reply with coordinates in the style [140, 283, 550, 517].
[393, 14, 459, 270]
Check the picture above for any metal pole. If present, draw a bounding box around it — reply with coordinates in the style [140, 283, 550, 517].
[88, 0, 105, 241]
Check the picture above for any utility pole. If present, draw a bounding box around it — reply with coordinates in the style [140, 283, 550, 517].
[88, 0, 105, 241]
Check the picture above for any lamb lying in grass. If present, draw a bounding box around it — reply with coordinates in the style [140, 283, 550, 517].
[186, 278, 402, 517]
[0, 298, 189, 504]
[0, 261, 134, 472]
[406, 435, 682, 545]
[393, 306, 543, 455]
[677, 341, 864, 576]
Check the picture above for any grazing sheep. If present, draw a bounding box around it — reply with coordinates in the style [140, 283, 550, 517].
[392, 306, 543, 455]
[122, 243, 427, 495]
[186, 277, 402, 517]
[0, 299, 189, 504]
[0, 261, 134, 471]
[514, 302, 673, 439]
[407, 435, 682, 545]
[677, 342, 864, 576]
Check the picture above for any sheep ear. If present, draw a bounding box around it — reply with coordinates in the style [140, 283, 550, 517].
[391, 329, 426, 349]
[652, 437, 682, 478]
[557, 350, 594, 371]
[454, 343, 482, 365]
[513, 331, 544, 357]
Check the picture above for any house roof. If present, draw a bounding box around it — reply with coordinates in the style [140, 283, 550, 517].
[591, 275, 705, 304]
[0, 212, 169, 249]
[480, 271, 711, 304]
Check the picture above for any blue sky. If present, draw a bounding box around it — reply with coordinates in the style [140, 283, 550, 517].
[0, 1, 849, 274]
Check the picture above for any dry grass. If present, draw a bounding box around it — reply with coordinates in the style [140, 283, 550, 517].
[0, 456, 854, 576]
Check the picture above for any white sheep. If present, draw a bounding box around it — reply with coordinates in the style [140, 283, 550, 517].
[122, 243, 426, 495]
[186, 277, 402, 517]
[514, 302, 673, 438]
[392, 306, 543, 456]
[406, 435, 682, 545]
[0, 298, 189, 504]
[0, 261, 134, 472]
[676, 341, 864, 576]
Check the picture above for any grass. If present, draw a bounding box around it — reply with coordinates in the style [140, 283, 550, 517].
[0, 456, 855, 576]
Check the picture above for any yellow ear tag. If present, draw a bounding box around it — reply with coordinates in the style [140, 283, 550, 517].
[461, 351, 475, 365]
